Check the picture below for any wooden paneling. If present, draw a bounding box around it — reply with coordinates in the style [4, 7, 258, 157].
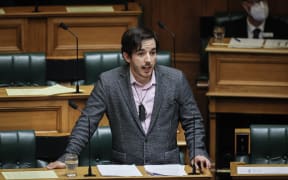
[1, 0, 287, 78]
[47, 16, 136, 58]
[0, 85, 93, 136]
[207, 41, 288, 95]
[136, 0, 288, 68]
[206, 40, 288, 177]
[0, 85, 186, 148]
[141, 0, 204, 53]
[0, 18, 27, 52]
[0, 100, 66, 134]
[1, 0, 287, 61]
[27, 18, 47, 52]
[0, 3, 141, 58]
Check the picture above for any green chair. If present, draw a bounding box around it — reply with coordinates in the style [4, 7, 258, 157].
[250, 124, 288, 164]
[0, 130, 46, 168]
[236, 124, 288, 164]
[81, 51, 171, 85]
[79, 126, 112, 166]
[83, 52, 126, 85]
[0, 53, 52, 87]
[214, 12, 245, 27]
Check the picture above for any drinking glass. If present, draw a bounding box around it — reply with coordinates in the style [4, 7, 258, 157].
[65, 153, 78, 177]
[213, 26, 225, 42]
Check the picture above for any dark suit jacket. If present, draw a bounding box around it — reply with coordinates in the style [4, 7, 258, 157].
[63, 64, 208, 165]
[223, 16, 288, 39]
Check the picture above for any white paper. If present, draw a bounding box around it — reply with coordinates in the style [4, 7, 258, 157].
[264, 39, 288, 48]
[97, 165, 142, 176]
[0, 8, 5, 14]
[66, 6, 114, 13]
[228, 38, 264, 48]
[6, 84, 80, 96]
[2, 170, 58, 179]
[144, 164, 187, 176]
[237, 166, 288, 175]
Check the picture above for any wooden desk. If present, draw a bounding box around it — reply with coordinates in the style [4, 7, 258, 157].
[230, 162, 288, 180]
[0, 166, 212, 180]
[0, 3, 141, 59]
[0, 85, 186, 148]
[0, 85, 95, 136]
[205, 38, 288, 177]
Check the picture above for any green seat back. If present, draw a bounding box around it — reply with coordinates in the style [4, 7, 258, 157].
[250, 124, 288, 164]
[0, 53, 46, 86]
[83, 51, 171, 85]
[79, 126, 112, 166]
[0, 130, 37, 168]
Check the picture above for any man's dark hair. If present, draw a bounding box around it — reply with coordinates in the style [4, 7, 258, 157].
[121, 27, 159, 57]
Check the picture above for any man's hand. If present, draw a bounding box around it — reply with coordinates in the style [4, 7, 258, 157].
[46, 161, 66, 169]
[191, 155, 211, 169]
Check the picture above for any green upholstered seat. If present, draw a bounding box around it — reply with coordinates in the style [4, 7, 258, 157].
[81, 51, 171, 85]
[0, 53, 47, 87]
[79, 126, 112, 166]
[249, 124, 288, 164]
[84, 52, 126, 85]
[156, 51, 172, 66]
[236, 124, 288, 164]
[214, 12, 245, 26]
[0, 130, 38, 168]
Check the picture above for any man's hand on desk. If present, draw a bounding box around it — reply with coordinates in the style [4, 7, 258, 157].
[46, 161, 66, 169]
[192, 155, 211, 169]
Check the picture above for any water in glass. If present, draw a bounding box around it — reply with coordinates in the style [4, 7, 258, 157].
[65, 153, 78, 177]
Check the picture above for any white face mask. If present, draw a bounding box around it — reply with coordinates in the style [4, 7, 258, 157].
[250, 1, 269, 22]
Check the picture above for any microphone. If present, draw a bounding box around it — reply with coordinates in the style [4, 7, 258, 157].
[68, 100, 95, 177]
[191, 117, 198, 175]
[190, 117, 200, 175]
[33, 0, 40, 12]
[188, 117, 201, 175]
[123, 0, 128, 11]
[59, 22, 80, 93]
[59, 22, 69, 30]
[157, 20, 176, 67]
[117, 0, 128, 11]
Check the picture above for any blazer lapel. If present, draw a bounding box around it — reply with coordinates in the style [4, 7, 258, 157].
[147, 67, 168, 135]
[117, 67, 145, 133]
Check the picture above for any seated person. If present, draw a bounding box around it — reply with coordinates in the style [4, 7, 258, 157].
[222, 0, 288, 39]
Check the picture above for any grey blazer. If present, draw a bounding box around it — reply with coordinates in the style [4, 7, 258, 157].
[64, 64, 208, 165]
